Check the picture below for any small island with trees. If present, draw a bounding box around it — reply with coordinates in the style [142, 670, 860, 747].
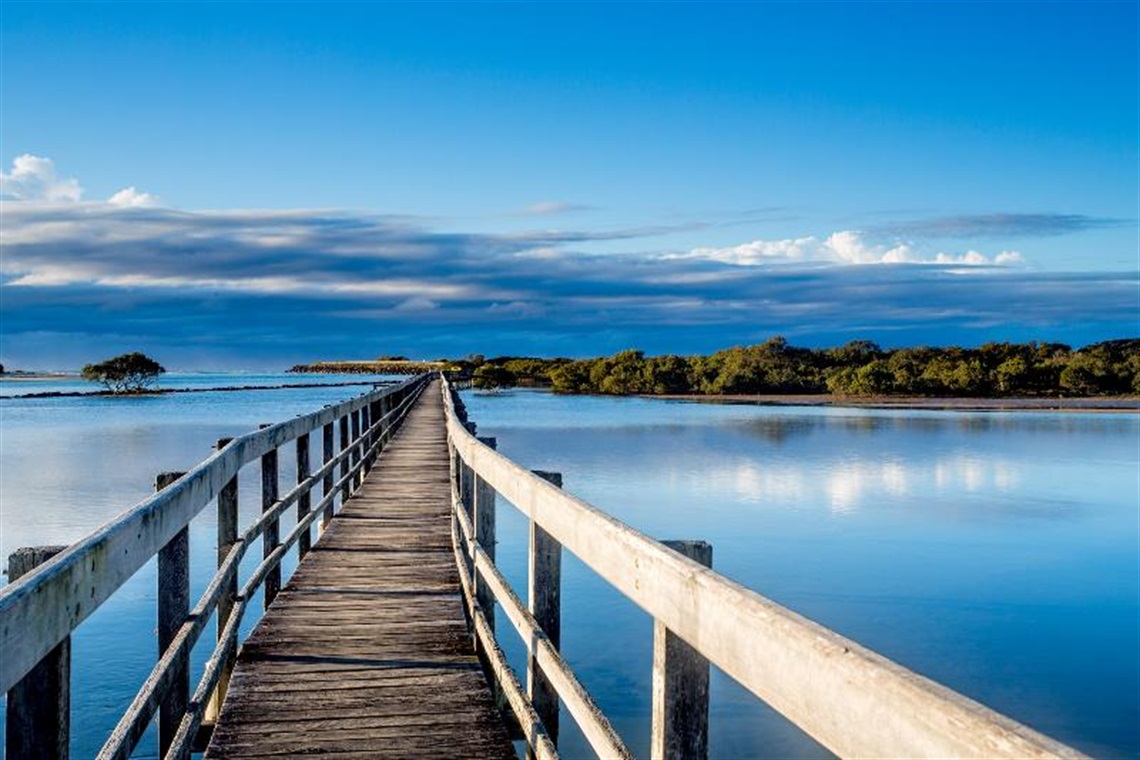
[81, 352, 166, 393]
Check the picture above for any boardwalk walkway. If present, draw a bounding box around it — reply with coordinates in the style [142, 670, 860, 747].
[206, 380, 515, 758]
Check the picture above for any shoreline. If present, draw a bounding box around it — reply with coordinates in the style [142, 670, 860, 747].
[0, 373, 82, 381]
[648, 393, 1140, 413]
[0, 379, 395, 400]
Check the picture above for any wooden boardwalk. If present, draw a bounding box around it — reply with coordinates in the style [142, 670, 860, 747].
[206, 380, 515, 758]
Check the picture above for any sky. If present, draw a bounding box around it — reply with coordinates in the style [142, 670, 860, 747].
[1, 1, 1137, 370]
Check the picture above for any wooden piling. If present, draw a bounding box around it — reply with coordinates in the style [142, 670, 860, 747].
[208, 438, 237, 725]
[350, 410, 362, 490]
[339, 414, 350, 502]
[360, 406, 371, 477]
[651, 540, 713, 760]
[6, 545, 70, 760]
[261, 442, 280, 608]
[156, 471, 189, 758]
[474, 436, 497, 631]
[529, 470, 563, 752]
[296, 433, 312, 558]
[322, 422, 335, 528]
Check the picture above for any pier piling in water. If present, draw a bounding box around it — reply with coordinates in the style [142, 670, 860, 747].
[6, 546, 70, 760]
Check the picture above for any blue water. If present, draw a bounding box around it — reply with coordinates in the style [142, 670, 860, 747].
[0, 379, 1136, 758]
[463, 389, 1140, 759]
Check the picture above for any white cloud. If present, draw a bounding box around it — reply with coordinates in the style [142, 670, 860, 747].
[687, 236, 817, 264]
[679, 230, 1025, 267]
[515, 200, 591, 216]
[1, 155, 160, 207]
[108, 186, 159, 207]
[0, 154, 83, 202]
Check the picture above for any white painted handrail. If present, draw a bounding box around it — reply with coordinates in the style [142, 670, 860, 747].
[442, 378, 1086, 760]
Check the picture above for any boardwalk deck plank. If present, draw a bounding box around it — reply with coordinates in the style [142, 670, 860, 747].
[206, 381, 515, 759]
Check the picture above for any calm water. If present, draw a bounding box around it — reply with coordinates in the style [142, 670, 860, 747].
[465, 390, 1140, 760]
[0, 379, 1137, 758]
[0, 373, 400, 758]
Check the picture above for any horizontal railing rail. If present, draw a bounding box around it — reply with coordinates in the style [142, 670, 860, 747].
[441, 378, 1087, 760]
[1, 373, 431, 759]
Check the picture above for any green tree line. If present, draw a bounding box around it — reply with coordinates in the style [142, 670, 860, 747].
[458, 337, 1140, 397]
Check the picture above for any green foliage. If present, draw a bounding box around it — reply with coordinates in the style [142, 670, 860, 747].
[472, 363, 517, 390]
[81, 352, 166, 393]
[452, 337, 1140, 398]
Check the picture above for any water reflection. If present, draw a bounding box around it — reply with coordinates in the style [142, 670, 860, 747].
[1, 384, 1136, 758]
[467, 389, 1140, 759]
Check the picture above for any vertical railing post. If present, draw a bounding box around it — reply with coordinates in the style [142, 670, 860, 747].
[6, 545, 70, 760]
[261, 437, 280, 609]
[473, 436, 497, 631]
[296, 433, 311, 558]
[461, 422, 477, 517]
[369, 399, 381, 463]
[322, 422, 335, 528]
[378, 395, 390, 445]
[156, 471, 189, 758]
[360, 405, 371, 477]
[350, 409, 362, 490]
[528, 471, 563, 752]
[207, 438, 237, 725]
[651, 540, 713, 760]
[339, 414, 350, 502]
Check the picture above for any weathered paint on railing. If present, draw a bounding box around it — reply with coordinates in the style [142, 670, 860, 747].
[441, 378, 1086, 760]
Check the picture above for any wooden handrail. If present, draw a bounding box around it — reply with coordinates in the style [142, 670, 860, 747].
[441, 378, 1086, 760]
[1, 374, 431, 759]
[453, 482, 632, 760]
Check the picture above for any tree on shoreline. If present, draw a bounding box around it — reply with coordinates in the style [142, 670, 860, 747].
[81, 352, 166, 394]
[459, 337, 1140, 398]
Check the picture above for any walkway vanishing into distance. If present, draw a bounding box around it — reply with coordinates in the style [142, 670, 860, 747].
[206, 379, 514, 757]
[1, 373, 1088, 759]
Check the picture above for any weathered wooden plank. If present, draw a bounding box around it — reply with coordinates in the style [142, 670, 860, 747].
[207, 380, 513, 759]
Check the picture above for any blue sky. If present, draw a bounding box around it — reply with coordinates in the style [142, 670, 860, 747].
[1, 1, 1137, 369]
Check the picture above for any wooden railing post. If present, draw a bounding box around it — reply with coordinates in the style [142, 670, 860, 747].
[461, 422, 477, 516]
[322, 422, 335, 528]
[339, 414, 350, 502]
[529, 471, 563, 752]
[6, 545, 70, 760]
[156, 471, 189, 758]
[369, 398, 382, 461]
[651, 540, 713, 760]
[350, 410, 362, 490]
[378, 396, 390, 444]
[296, 433, 312, 558]
[360, 406, 371, 477]
[473, 436, 497, 631]
[260, 438, 280, 609]
[207, 438, 237, 726]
